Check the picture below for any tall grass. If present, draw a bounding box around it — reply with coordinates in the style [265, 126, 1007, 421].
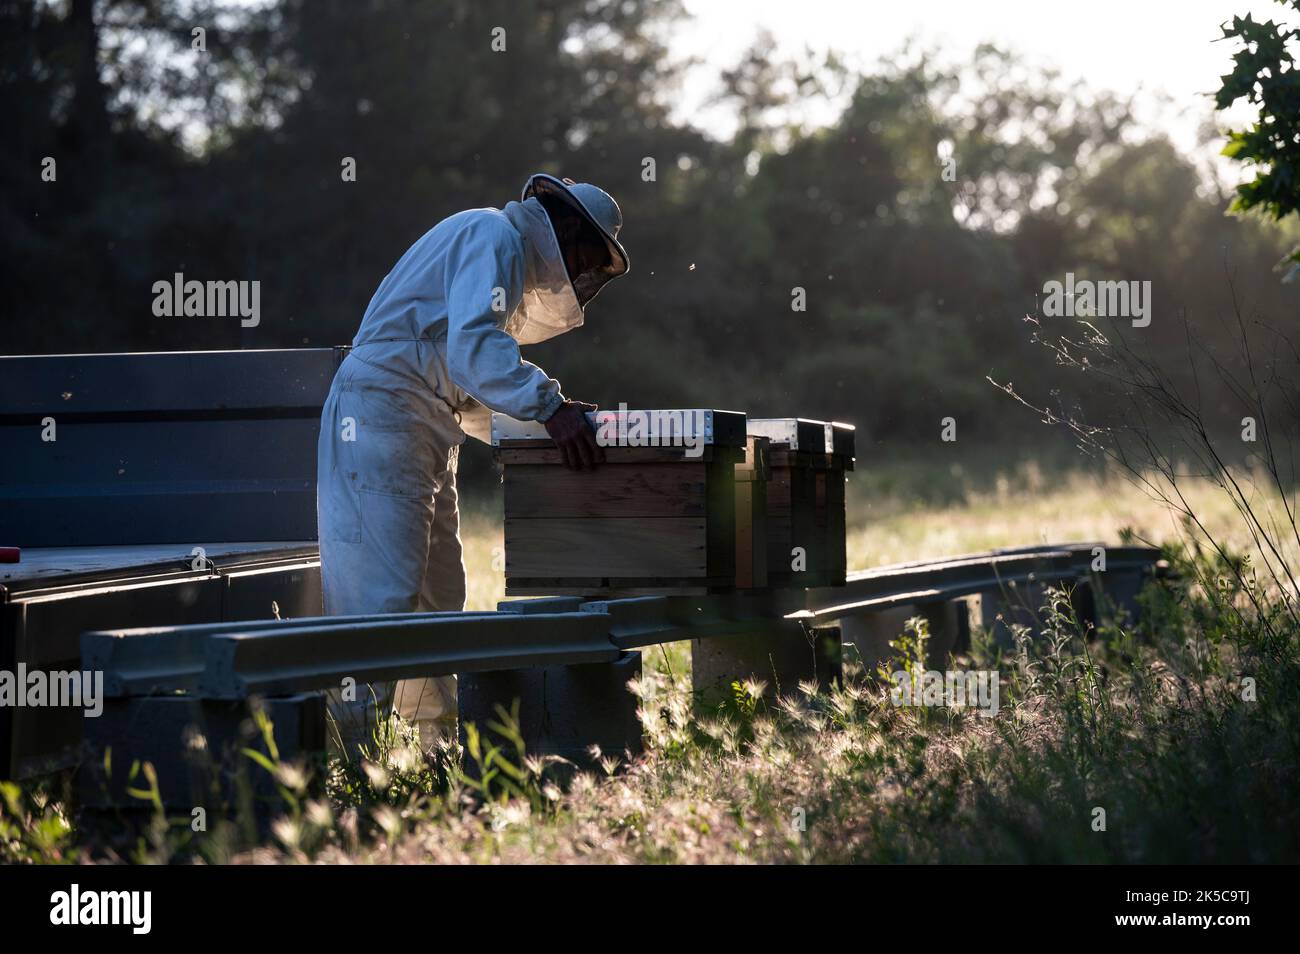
[237, 540, 1298, 862]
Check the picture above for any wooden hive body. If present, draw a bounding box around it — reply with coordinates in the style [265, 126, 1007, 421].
[494, 410, 747, 596]
[748, 418, 855, 588]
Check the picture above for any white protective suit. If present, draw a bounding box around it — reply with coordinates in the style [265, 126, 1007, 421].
[317, 195, 587, 754]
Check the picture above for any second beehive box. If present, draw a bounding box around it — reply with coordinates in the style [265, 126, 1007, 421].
[748, 418, 855, 588]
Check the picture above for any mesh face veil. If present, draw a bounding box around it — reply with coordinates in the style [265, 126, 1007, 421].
[520, 174, 629, 309]
[500, 196, 585, 345]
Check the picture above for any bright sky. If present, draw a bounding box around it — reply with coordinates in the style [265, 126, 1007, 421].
[671, 0, 1296, 171]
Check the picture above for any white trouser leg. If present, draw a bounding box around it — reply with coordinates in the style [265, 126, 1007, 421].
[393, 449, 465, 748]
[316, 356, 464, 759]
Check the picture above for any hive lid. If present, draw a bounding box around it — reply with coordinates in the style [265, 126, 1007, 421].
[825, 421, 856, 458]
[746, 417, 826, 451]
[491, 409, 747, 449]
[748, 417, 856, 457]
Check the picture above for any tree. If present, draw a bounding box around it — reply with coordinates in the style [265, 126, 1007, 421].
[1216, 0, 1300, 276]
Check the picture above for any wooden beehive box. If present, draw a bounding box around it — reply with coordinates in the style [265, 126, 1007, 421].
[748, 418, 854, 588]
[493, 409, 748, 595]
[821, 422, 855, 585]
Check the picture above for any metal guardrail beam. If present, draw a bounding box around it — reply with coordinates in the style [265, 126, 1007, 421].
[800, 549, 1077, 622]
[86, 611, 504, 697]
[498, 597, 587, 615]
[579, 591, 809, 649]
[86, 611, 610, 699]
[838, 542, 1155, 575]
[800, 545, 1161, 623]
[84, 543, 1165, 700]
[198, 612, 617, 699]
[798, 577, 1046, 623]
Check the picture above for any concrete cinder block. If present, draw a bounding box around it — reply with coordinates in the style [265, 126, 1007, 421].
[691, 625, 840, 708]
[1075, 568, 1147, 632]
[458, 651, 643, 769]
[79, 692, 327, 810]
[839, 600, 971, 674]
[974, 576, 1093, 647]
[974, 579, 1058, 648]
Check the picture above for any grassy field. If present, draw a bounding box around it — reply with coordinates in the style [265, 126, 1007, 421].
[3, 455, 1298, 864]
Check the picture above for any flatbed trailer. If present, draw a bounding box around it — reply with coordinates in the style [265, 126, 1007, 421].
[1, 541, 321, 778]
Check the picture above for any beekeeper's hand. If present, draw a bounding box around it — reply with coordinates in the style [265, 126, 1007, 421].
[543, 400, 605, 470]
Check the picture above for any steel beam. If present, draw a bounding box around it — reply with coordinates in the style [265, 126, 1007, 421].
[87, 611, 618, 700]
[86, 611, 497, 697]
[197, 612, 619, 699]
[801, 546, 1161, 624]
[82, 544, 1164, 708]
[497, 597, 587, 615]
[581, 590, 807, 649]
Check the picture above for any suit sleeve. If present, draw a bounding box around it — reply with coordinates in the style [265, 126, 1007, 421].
[444, 218, 565, 422]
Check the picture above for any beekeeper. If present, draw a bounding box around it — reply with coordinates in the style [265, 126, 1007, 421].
[317, 174, 629, 754]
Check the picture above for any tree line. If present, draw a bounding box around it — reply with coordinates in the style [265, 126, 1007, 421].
[3, 0, 1296, 454]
